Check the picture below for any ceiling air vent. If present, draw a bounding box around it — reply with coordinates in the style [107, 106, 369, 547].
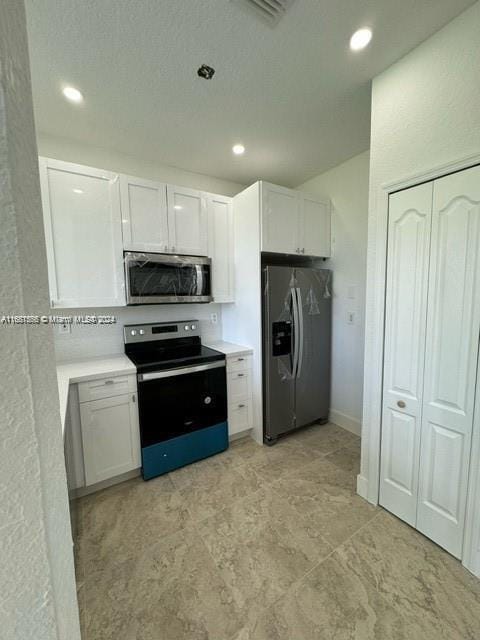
[235, 0, 295, 26]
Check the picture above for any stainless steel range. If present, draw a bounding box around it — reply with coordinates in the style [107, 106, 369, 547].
[124, 321, 228, 480]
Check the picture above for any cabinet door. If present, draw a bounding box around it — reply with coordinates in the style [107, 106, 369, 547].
[300, 195, 331, 257]
[80, 393, 141, 486]
[120, 175, 168, 252]
[380, 182, 433, 526]
[166, 185, 208, 255]
[207, 194, 234, 302]
[261, 182, 300, 254]
[39, 157, 125, 307]
[417, 165, 480, 558]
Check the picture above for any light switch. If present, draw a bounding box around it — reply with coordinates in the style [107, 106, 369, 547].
[347, 311, 355, 325]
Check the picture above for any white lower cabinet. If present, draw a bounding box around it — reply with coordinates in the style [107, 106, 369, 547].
[79, 376, 141, 486]
[226, 354, 253, 436]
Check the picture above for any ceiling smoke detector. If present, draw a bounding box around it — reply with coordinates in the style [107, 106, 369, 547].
[197, 64, 216, 80]
[235, 0, 296, 25]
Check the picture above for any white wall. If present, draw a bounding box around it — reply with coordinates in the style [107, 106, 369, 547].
[298, 151, 369, 435]
[54, 304, 223, 361]
[0, 2, 80, 638]
[360, 1, 480, 572]
[37, 132, 245, 196]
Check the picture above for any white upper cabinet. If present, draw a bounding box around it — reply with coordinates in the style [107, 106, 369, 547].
[301, 194, 331, 258]
[261, 182, 300, 254]
[120, 175, 168, 252]
[39, 157, 125, 308]
[207, 193, 234, 303]
[167, 185, 208, 256]
[260, 181, 331, 257]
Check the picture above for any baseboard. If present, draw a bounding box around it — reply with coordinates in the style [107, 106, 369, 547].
[71, 468, 141, 499]
[229, 429, 252, 442]
[356, 473, 369, 500]
[329, 409, 362, 436]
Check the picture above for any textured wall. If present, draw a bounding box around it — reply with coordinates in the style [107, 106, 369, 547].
[298, 151, 369, 434]
[0, 2, 80, 639]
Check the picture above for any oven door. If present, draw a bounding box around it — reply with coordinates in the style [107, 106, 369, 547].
[125, 252, 212, 304]
[137, 361, 227, 447]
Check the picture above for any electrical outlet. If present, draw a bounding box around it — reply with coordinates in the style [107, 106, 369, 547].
[347, 311, 355, 325]
[58, 321, 71, 335]
[210, 313, 218, 324]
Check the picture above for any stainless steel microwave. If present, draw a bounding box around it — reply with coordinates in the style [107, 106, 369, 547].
[124, 252, 212, 305]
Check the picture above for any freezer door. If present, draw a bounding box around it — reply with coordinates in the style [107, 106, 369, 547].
[263, 265, 296, 441]
[294, 268, 331, 427]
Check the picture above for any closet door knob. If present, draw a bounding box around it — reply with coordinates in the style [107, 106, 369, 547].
[397, 400, 406, 408]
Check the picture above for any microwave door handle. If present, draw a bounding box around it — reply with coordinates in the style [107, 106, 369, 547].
[195, 264, 203, 296]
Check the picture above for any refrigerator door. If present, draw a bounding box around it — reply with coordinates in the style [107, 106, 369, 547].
[294, 268, 331, 427]
[263, 265, 297, 441]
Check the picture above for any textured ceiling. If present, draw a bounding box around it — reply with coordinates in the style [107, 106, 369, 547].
[25, 0, 474, 187]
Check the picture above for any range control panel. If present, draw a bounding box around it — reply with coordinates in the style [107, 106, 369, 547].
[124, 320, 200, 344]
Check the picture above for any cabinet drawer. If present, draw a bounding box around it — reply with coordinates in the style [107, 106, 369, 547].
[78, 374, 137, 403]
[226, 354, 252, 374]
[227, 370, 250, 402]
[228, 400, 252, 435]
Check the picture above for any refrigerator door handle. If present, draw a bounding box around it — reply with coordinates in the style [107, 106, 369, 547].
[296, 287, 304, 379]
[291, 287, 299, 378]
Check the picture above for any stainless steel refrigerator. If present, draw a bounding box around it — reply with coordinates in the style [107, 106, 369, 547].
[262, 265, 331, 444]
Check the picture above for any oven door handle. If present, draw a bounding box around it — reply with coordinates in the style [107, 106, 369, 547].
[138, 360, 225, 382]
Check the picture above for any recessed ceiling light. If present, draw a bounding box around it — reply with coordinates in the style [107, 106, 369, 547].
[349, 28, 372, 51]
[72, 188, 84, 194]
[174, 205, 182, 210]
[62, 86, 83, 103]
[232, 144, 245, 156]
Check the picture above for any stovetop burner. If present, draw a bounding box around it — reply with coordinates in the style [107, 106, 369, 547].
[124, 320, 224, 374]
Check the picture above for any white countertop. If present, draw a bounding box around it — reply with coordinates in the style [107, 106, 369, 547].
[204, 340, 253, 357]
[56, 354, 136, 435]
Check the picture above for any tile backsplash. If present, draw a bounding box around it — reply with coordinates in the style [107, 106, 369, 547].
[54, 303, 223, 362]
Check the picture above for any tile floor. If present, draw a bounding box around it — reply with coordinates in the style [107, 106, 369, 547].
[75, 423, 480, 639]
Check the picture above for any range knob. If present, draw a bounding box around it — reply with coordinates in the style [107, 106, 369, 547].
[184, 325, 190, 331]
[139, 329, 145, 335]
[130, 329, 137, 336]
[191, 324, 196, 330]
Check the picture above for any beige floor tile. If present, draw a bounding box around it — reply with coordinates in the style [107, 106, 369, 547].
[271, 456, 357, 515]
[290, 422, 359, 455]
[76, 474, 192, 574]
[325, 442, 361, 474]
[235, 555, 432, 640]
[80, 528, 243, 640]
[197, 487, 332, 621]
[335, 510, 480, 640]
[245, 444, 322, 485]
[179, 462, 263, 522]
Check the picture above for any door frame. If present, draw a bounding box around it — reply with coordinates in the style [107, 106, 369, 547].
[358, 150, 480, 577]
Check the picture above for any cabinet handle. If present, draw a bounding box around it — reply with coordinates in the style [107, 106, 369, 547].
[237, 373, 244, 378]
[132, 394, 136, 403]
[237, 357, 245, 362]
[302, 248, 305, 254]
[164, 244, 168, 252]
[238, 403, 245, 408]
[171, 246, 176, 252]
[105, 380, 114, 385]
[397, 400, 406, 408]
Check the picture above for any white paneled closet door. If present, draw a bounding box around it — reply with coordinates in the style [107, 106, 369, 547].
[417, 165, 480, 558]
[380, 182, 433, 526]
